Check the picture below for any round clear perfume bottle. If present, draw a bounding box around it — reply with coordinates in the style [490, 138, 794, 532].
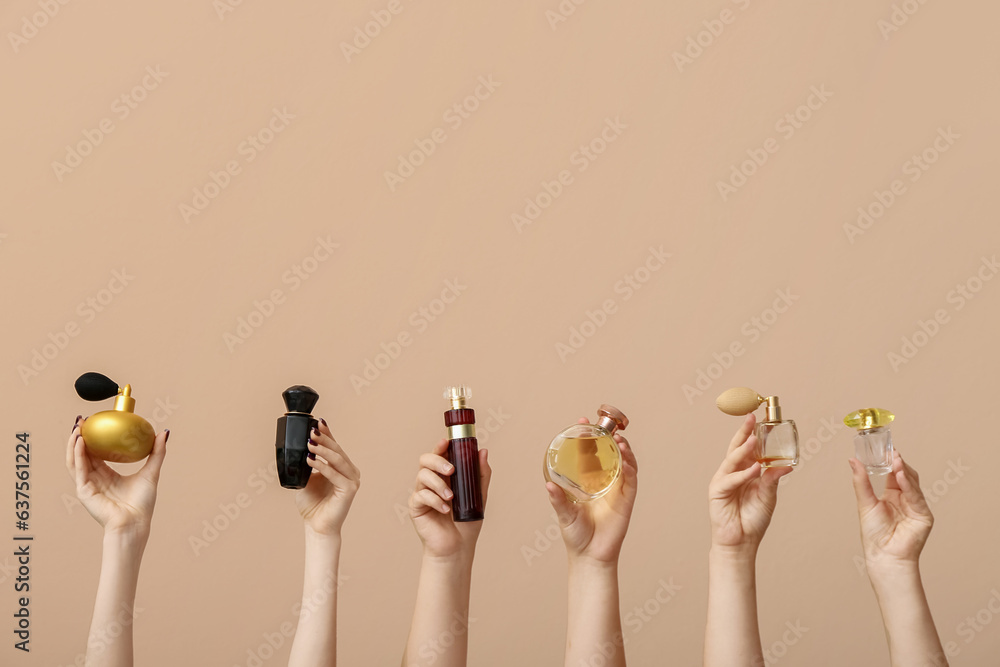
[544, 405, 628, 502]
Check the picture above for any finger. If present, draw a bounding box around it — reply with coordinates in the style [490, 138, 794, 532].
[411, 488, 450, 514]
[577, 417, 591, 424]
[66, 416, 82, 474]
[415, 467, 453, 500]
[848, 458, 879, 513]
[545, 481, 577, 528]
[139, 430, 169, 483]
[757, 465, 793, 506]
[719, 433, 757, 476]
[307, 455, 353, 488]
[308, 439, 359, 481]
[712, 460, 761, 495]
[727, 414, 756, 455]
[894, 456, 929, 508]
[311, 424, 358, 472]
[898, 453, 921, 486]
[419, 452, 454, 476]
[616, 436, 638, 502]
[479, 448, 492, 507]
[73, 437, 94, 492]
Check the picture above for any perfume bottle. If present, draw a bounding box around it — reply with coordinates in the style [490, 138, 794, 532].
[276, 385, 320, 489]
[844, 408, 894, 474]
[544, 405, 627, 502]
[443, 386, 484, 522]
[716, 387, 798, 467]
[75, 372, 156, 463]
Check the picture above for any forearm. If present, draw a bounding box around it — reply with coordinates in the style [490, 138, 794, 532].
[87, 528, 147, 667]
[565, 557, 625, 667]
[868, 561, 947, 667]
[288, 528, 342, 667]
[402, 552, 474, 667]
[705, 546, 762, 667]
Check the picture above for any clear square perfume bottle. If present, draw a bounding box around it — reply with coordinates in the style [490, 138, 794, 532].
[717, 387, 798, 468]
[844, 408, 894, 474]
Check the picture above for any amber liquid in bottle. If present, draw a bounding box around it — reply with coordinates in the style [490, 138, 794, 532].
[444, 392, 484, 522]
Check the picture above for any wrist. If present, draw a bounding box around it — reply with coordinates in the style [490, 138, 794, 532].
[709, 543, 758, 566]
[422, 548, 475, 571]
[305, 524, 343, 548]
[103, 523, 150, 550]
[865, 556, 921, 587]
[568, 554, 619, 575]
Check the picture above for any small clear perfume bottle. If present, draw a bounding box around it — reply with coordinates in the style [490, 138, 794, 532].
[544, 405, 627, 502]
[716, 387, 799, 467]
[844, 408, 894, 474]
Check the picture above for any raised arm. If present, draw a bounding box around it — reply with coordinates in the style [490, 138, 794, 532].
[704, 414, 792, 667]
[287, 419, 361, 667]
[402, 439, 491, 667]
[66, 416, 169, 667]
[545, 422, 637, 667]
[849, 450, 947, 667]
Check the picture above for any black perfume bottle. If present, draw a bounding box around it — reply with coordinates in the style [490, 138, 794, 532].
[276, 385, 319, 489]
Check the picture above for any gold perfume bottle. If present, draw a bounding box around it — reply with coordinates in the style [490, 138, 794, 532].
[544, 405, 628, 502]
[76, 372, 155, 463]
[717, 387, 798, 467]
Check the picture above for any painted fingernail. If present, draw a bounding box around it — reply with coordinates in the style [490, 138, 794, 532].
[164, 429, 170, 443]
[308, 438, 316, 446]
[320, 418, 328, 426]
[308, 452, 316, 460]
[72, 415, 81, 432]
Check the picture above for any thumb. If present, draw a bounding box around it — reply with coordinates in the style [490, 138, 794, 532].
[546, 482, 577, 528]
[478, 448, 492, 509]
[757, 465, 792, 508]
[849, 458, 878, 513]
[139, 430, 169, 483]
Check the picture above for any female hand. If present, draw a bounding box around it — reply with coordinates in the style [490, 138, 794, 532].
[65, 416, 168, 536]
[545, 419, 638, 565]
[408, 439, 492, 560]
[850, 450, 933, 570]
[296, 419, 361, 536]
[709, 414, 792, 554]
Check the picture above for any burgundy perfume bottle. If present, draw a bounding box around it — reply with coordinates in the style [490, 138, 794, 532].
[443, 386, 484, 522]
[276, 385, 320, 489]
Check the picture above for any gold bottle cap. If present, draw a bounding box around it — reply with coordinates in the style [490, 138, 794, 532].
[112, 384, 136, 413]
[596, 404, 628, 432]
[844, 408, 894, 430]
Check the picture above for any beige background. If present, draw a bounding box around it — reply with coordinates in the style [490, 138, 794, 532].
[2, 0, 999, 665]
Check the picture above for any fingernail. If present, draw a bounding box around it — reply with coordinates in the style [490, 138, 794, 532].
[445, 490, 454, 499]
[308, 438, 316, 446]
[164, 429, 170, 443]
[308, 452, 316, 460]
[72, 415, 81, 432]
[312, 427, 320, 436]
[320, 418, 327, 426]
